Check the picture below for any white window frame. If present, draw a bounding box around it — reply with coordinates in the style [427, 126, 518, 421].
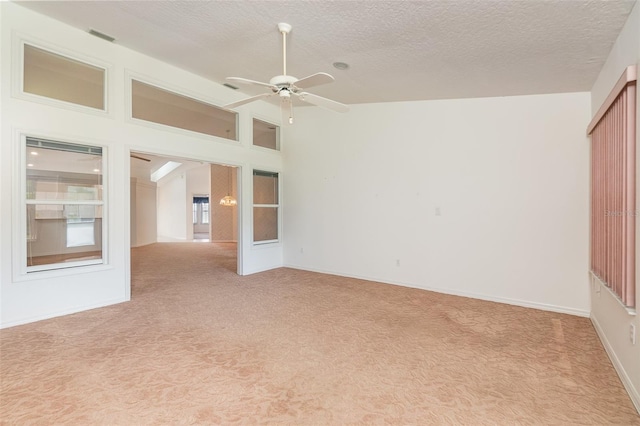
[18, 135, 108, 275]
[201, 202, 210, 225]
[252, 169, 280, 245]
[192, 203, 198, 225]
[125, 72, 240, 145]
[251, 116, 281, 152]
[12, 34, 113, 117]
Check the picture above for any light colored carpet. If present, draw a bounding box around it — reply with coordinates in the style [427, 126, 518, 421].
[1, 242, 638, 425]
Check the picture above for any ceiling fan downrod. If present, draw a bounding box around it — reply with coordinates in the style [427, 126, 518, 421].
[278, 23, 292, 77]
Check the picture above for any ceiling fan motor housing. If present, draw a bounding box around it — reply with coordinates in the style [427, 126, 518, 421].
[270, 75, 298, 91]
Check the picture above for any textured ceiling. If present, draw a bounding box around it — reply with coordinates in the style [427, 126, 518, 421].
[16, 0, 637, 105]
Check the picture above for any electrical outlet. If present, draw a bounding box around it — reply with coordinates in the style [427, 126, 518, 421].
[435, 207, 441, 216]
[300, 247, 304, 254]
[396, 259, 400, 267]
[630, 324, 636, 345]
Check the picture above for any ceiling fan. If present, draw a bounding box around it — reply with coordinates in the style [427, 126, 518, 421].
[224, 23, 349, 124]
[130, 154, 151, 162]
[80, 153, 150, 162]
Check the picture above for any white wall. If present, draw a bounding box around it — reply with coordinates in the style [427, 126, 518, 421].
[131, 177, 157, 248]
[130, 159, 158, 247]
[157, 171, 187, 240]
[133, 180, 157, 247]
[0, 2, 283, 327]
[589, 1, 640, 412]
[284, 92, 591, 316]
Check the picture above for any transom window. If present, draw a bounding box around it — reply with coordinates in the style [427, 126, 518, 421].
[131, 79, 238, 141]
[23, 44, 106, 110]
[253, 118, 280, 150]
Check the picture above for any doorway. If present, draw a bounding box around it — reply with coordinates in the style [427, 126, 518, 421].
[192, 195, 210, 241]
[129, 150, 241, 276]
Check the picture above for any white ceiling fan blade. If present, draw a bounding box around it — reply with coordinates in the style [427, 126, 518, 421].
[224, 93, 273, 109]
[130, 154, 151, 162]
[297, 92, 349, 113]
[294, 72, 335, 89]
[226, 77, 276, 90]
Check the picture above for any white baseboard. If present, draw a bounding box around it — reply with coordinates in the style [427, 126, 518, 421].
[283, 263, 590, 318]
[0, 297, 129, 329]
[590, 314, 640, 414]
[242, 264, 281, 276]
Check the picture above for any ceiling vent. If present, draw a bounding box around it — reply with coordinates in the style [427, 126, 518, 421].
[88, 29, 115, 43]
[223, 83, 239, 90]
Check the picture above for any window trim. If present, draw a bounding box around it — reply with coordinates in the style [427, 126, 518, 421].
[14, 133, 110, 278]
[12, 34, 112, 117]
[252, 169, 281, 246]
[251, 115, 281, 152]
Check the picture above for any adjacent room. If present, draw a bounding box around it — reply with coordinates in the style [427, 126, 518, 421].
[1, 0, 639, 423]
[130, 151, 240, 274]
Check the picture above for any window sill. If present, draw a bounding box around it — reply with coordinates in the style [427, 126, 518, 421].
[590, 272, 637, 316]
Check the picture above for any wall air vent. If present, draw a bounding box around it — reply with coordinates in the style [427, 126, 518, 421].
[88, 29, 115, 43]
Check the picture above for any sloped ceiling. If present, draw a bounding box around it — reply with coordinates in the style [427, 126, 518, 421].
[17, 0, 637, 105]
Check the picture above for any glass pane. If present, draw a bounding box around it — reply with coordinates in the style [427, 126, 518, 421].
[26, 145, 102, 201]
[254, 207, 278, 242]
[67, 221, 96, 247]
[253, 171, 278, 204]
[27, 204, 102, 267]
[253, 119, 279, 150]
[132, 80, 237, 140]
[202, 203, 209, 224]
[193, 204, 198, 224]
[23, 44, 105, 110]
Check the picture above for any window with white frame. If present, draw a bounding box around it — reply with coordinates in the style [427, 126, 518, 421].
[131, 79, 238, 141]
[253, 170, 279, 243]
[192, 197, 210, 226]
[23, 43, 106, 110]
[202, 202, 210, 224]
[25, 137, 105, 271]
[253, 118, 280, 150]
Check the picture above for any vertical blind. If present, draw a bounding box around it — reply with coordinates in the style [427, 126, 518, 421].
[588, 65, 637, 308]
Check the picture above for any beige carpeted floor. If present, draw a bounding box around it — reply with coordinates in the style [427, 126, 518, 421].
[1, 242, 639, 425]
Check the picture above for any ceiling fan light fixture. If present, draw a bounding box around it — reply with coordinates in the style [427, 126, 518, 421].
[279, 89, 291, 99]
[220, 167, 237, 207]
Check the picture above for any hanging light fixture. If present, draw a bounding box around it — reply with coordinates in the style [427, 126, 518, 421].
[219, 167, 237, 207]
